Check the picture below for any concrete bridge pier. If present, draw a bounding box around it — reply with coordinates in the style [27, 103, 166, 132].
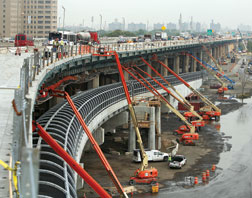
[128, 105, 157, 152]
[183, 55, 189, 73]
[161, 58, 168, 76]
[174, 55, 180, 74]
[155, 106, 161, 149]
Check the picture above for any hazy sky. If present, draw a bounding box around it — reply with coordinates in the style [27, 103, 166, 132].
[58, 0, 252, 29]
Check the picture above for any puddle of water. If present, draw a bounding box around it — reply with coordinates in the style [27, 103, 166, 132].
[217, 97, 252, 169]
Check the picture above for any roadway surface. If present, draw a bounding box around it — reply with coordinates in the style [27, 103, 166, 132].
[0, 53, 31, 198]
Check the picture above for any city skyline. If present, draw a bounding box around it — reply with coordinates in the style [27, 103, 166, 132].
[58, 0, 252, 30]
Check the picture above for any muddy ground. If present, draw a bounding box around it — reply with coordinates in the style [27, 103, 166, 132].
[78, 55, 252, 197]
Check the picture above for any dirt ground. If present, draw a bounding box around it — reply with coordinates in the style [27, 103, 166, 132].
[78, 54, 252, 197]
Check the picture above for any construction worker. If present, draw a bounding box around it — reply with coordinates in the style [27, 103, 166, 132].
[168, 155, 172, 163]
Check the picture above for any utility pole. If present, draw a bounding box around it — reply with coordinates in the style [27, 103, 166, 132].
[62, 6, 65, 39]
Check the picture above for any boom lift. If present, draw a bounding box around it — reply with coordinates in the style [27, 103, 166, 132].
[140, 57, 204, 122]
[152, 54, 221, 121]
[37, 82, 128, 197]
[122, 66, 199, 145]
[184, 52, 228, 94]
[124, 65, 200, 134]
[199, 46, 235, 89]
[93, 51, 158, 185]
[201, 45, 224, 74]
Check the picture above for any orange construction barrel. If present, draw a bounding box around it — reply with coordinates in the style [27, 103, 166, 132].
[206, 170, 210, 177]
[211, 164, 216, 171]
[202, 172, 206, 182]
[194, 177, 198, 185]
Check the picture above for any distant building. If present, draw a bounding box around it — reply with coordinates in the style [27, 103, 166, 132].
[166, 23, 176, 30]
[108, 19, 123, 31]
[210, 20, 221, 33]
[153, 23, 164, 30]
[196, 22, 201, 32]
[238, 24, 251, 31]
[181, 22, 189, 31]
[178, 13, 182, 31]
[128, 23, 146, 31]
[0, 0, 58, 38]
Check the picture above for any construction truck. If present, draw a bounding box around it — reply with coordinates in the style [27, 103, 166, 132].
[133, 150, 169, 162]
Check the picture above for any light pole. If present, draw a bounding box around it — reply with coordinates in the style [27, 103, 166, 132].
[100, 14, 102, 31]
[62, 6, 65, 39]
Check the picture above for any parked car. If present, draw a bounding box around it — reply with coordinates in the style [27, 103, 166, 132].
[169, 155, 186, 169]
[133, 149, 169, 162]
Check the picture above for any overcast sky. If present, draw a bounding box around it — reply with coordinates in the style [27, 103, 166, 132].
[58, 0, 252, 29]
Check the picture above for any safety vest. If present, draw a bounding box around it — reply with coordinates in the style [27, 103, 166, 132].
[60, 40, 64, 46]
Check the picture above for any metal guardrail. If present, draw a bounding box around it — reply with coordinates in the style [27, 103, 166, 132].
[33, 72, 202, 197]
[10, 37, 234, 197]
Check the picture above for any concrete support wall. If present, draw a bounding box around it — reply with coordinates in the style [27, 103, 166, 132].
[148, 107, 155, 150]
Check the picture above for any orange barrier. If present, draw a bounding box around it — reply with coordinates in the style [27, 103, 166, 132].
[211, 164, 216, 171]
[194, 177, 198, 185]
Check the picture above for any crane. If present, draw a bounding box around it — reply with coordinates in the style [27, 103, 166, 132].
[201, 45, 235, 88]
[184, 52, 228, 94]
[140, 57, 204, 122]
[93, 50, 158, 185]
[125, 65, 203, 135]
[238, 28, 247, 52]
[122, 66, 200, 145]
[201, 44, 224, 74]
[152, 54, 221, 121]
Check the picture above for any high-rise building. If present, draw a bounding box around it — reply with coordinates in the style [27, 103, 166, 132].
[153, 23, 163, 30]
[22, 0, 58, 38]
[178, 13, 182, 31]
[166, 23, 176, 30]
[0, 0, 22, 38]
[0, 0, 58, 38]
[128, 23, 146, 31]
[108, 18, 123, 31]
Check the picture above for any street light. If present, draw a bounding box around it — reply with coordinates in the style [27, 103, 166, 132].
[62, 6, 65, 39]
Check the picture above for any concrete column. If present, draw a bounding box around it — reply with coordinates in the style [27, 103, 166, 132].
[198, 51, 203, 71]
[128, 114, 136, 152]
[148, 107, 155, 150]
[92, 75, 99, 88]
[155, 106, 161, 149]
[174, 55, 180, 74]
[184, 55, 189, 73]
[123, 70, 129, 81]
[161, 58, 168, 76]
[192, 55, 197, 72]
